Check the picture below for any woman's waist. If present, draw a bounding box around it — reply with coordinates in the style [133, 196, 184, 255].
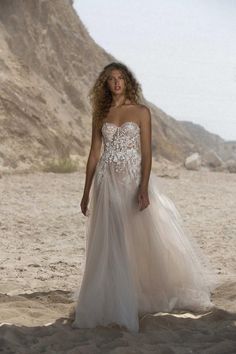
[101, 148, 141, 163]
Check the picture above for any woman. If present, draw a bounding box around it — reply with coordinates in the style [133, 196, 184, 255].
[71, 62, 218, 333]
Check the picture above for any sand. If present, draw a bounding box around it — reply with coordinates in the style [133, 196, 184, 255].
[0, 168, 236, 353]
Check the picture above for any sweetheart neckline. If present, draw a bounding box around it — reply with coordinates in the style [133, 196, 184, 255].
[102, 121, 140, 130]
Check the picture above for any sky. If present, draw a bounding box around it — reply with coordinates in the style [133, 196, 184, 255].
[73, 0, 236, 141]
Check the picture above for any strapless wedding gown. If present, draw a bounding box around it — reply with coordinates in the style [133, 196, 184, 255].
[71, 121, 218, 333]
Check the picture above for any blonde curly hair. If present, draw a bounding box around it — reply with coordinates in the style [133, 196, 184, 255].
[88, 61, 143, 130]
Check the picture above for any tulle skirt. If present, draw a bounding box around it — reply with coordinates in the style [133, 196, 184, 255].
[71, 162, 219, 333]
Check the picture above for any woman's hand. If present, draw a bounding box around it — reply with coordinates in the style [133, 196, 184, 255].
[80, 193, 90, 216]
[137, 187, 150, 211]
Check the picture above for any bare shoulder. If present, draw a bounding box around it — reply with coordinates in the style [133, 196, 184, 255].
[134, 104, 151, 126]
[137, 103, 151, 114]
[130, 103, 151, 115]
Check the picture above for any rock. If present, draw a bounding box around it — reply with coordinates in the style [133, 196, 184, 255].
[204, 150, 223, 168]
[156, 167, 180, 179]
[211, 163, 228, 172]
[226, 159, 236, 173]
[152, 159, 180, 178]
[185, 153, 201, 171]
[0, 157, 4, 168]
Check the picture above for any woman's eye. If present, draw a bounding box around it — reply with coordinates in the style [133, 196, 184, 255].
[108, 76, 124, 82]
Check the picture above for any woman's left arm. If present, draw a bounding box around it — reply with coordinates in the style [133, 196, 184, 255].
[138, 105, 152, 210]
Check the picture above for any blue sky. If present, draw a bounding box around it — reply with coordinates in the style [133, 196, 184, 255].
[73, 0, 236, 141]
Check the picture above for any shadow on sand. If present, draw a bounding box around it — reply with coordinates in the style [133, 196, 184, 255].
[0, 288, 236, 354]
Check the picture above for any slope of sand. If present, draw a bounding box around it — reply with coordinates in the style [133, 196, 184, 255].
[0, 169, 236, 353]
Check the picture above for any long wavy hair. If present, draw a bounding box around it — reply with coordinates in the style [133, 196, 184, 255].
[88, 62, 143, 130]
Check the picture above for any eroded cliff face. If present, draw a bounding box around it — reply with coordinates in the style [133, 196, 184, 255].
[0, 0, 231, 174]
[0, 0, 114, 172]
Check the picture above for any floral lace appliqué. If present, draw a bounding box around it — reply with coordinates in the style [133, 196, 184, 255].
[95, 122, 142, 185]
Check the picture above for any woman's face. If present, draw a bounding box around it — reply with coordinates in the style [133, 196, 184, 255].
[107, 69, 126, 95]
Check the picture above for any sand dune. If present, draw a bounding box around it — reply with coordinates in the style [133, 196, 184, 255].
[0, 169, 236, 353]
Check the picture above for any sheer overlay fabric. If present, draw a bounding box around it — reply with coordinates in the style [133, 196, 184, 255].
[71, 121, 219, 333]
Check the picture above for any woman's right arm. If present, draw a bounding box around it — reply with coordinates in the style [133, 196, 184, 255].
[81, 121, 102, 215]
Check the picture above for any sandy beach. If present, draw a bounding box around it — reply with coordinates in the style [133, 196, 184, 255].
[0, 168, 235, 353]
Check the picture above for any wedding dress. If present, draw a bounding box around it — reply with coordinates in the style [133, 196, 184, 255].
[71, 121, 218, 333]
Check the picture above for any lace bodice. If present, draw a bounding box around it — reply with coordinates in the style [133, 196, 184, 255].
[95, 121, 142, 185]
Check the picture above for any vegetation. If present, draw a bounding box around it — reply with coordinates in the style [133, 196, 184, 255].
[42, 157, 78, 173]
